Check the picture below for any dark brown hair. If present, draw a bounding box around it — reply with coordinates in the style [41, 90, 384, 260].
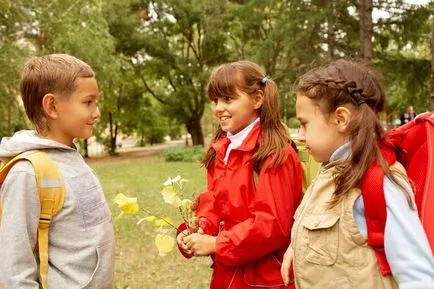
[203, 60, 290, 171]
[20, 54, 95, 133]
[296, 59, 412, 207]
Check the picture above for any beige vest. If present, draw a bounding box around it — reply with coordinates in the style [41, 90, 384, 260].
[291, 162, 400, 289]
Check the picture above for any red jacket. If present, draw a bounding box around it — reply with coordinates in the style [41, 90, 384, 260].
[192, 124, 302, 289]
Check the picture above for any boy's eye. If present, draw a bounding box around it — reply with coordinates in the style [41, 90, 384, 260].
[224, 96, 232, 102]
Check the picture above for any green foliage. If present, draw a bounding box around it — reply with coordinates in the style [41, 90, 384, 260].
[287, 117, 300, 129]
[1, 0, 434, 143]
[0, 0, 33, 136]
[163, 146, 205, 162]
[104, 0, 231, 145]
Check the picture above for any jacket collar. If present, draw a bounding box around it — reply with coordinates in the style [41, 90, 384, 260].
[212, 123, 261, 155]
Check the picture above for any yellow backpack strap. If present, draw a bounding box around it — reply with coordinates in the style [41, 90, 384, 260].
[0, 151, 64, 289]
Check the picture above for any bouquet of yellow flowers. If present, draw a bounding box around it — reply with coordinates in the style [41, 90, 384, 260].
[113, 175, 199, 256]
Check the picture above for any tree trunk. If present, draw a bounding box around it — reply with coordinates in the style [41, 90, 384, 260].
[359, 0, 373, 63]
[7, 87, 12, 136]
[83, 139, 89, 158]
[185, 125, 189, 147]
[430, 16, 434, 111]
[108, 112, 118, 155]
[186, 117, 204, 146]
[327, 0, 335, 60]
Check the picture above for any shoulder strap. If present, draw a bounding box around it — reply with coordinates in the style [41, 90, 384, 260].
[0, 151, 64, 289]
[360, 143, 396, 276]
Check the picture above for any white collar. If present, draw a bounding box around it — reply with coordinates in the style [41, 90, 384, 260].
[227, 117, 260, 149]
[223, 118, 260, 165]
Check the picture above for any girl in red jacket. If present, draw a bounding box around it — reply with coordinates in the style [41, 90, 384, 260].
[177, 60, 303, 288]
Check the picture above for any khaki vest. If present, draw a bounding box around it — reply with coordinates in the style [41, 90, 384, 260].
[291, 162, 402, 289]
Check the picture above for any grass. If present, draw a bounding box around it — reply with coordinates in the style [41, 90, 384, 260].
[90, 155, 212, 289]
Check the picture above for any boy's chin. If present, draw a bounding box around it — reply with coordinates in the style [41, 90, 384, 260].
[76, 131, 93, 140]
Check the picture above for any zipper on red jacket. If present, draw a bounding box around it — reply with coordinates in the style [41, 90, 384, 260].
[227, 267, 238, 289]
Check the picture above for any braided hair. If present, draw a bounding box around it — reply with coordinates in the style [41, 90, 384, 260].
[296, 59, 411, 207]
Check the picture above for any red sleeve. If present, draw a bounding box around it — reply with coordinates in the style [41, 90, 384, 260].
[194, 166, 222, 236]
[176, 223, 192, 259]
[214, 150, 302, 267]
[195, 190, 220, 236]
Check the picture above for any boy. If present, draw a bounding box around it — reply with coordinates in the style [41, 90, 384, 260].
[0, 54, 115, 289]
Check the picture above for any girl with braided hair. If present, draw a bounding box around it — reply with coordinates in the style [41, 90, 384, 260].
[281, 59, 434, 288]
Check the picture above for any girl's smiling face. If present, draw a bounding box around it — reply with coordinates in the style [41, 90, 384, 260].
[211, 88, 262, 134]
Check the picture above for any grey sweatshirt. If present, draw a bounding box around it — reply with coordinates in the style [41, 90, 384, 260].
[0, 130, 115, 289]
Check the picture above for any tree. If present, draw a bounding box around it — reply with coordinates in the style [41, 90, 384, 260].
[104, 0, 231, 146]
[0, 1, 33, 136]
[374, 1, 432, 114]
[359, 0, 373, 62]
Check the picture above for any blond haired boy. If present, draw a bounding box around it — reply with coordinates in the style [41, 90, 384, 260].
[0, 54, 115, 289]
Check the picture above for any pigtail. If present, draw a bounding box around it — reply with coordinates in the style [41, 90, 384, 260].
[254, 77, 290, 171]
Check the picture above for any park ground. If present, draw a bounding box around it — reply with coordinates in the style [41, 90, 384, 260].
[88, 145, 212, 289]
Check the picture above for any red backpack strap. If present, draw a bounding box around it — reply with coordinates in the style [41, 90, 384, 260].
[361, 142, 395, 276]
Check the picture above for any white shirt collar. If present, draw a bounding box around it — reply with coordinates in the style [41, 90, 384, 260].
[227, 117, 260, 149]
[224, 117, 260, 165]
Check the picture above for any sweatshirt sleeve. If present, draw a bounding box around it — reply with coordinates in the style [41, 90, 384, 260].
[383, 177, 434, 289]
[0, 161, 41, 289]
[214, 152, 302, 267]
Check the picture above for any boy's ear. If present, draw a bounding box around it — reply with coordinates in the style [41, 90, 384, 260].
[42, 93, 60, 119]
[334, 106, 352, 132]
[253, 90, 264, 109]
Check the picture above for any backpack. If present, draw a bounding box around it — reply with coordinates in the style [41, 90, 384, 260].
[387, 111, 434, 250]
[362, 111, 434, 275]
[252, 139, 320, 193]
[293, 140, 321, 192]
[0, 151, 65, 289]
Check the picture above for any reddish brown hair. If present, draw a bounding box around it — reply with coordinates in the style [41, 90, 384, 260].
[296, 59, 411, 207]
[203, 60, 290, 171]
[20, 54, 94, 132]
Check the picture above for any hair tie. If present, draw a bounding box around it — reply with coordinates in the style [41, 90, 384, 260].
[260, 76, 268, 85]
[347, 84, 367, 106]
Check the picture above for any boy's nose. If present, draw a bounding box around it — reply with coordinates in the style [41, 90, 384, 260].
[93, 107, 101, 120]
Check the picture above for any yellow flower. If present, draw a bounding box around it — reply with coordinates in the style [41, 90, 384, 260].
[137, 215, 156, 225]
[113, 193, 140, 215]
[181, 199, 192, 210]
[163, 175, 189, 188]
[154, 217, 174, 227]
[155, 234, 175, 256]
[161, 186, 181, 207]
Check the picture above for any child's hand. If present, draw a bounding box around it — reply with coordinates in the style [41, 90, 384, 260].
[176, 229, 192, 255]
[280, 243, 294, 286]
[183, 233, 216, 256]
